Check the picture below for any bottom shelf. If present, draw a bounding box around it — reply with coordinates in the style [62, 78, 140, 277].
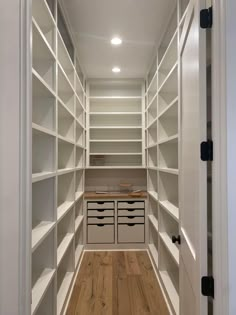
[32, 268, 55, 315]
[159, 270, 179, 315]
[75, 245, 84, 267]
[57, 271, 74, 315]
[148, 244, 159, 268]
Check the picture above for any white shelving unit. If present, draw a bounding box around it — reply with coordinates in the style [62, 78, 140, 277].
[31, 1, 86, 314]
[146, 3, 181, 315]
[87, 80, 145, 168]
[29, 1, 191, 314]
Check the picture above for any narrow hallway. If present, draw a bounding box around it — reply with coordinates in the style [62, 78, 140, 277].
[67, 251, 169, 315]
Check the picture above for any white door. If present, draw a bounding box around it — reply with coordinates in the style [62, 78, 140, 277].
[179, 0, 208, 314]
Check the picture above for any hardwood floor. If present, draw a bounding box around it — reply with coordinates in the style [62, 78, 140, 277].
[66, 251, 170, 315]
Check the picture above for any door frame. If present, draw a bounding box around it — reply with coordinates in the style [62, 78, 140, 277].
[0, 1, 32, 314]
[212, 0, 236, 314]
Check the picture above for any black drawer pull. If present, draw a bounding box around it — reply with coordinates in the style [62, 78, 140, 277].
[97, 201, 105, 205]
[127, 201, 135, 204]
[127, 209, 135, 212]
[97, 224, 104, 227]
[97, 209, 105, 212]
[127, 216, 135, 219]
[127, 223, 135, 227]
[97, 216, 104, 219]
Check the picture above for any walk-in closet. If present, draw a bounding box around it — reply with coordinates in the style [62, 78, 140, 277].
[3, 0, 229, 314]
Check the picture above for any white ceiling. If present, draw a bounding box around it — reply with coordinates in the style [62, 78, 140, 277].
[61, 0, 175, 79]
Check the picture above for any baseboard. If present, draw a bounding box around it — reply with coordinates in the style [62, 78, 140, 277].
[84, 243, 147, 250]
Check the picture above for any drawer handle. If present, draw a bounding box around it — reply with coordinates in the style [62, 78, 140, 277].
[97, 224, 104, 227]
[127, 216, 135, 219]
[127, 201, 135, 204]
[97, 209, 105, 212]
[127, 223, 135, 227]
[97, 216, 104, 219]
[127, 209, 135, 212]
[97, 202, 105, 205]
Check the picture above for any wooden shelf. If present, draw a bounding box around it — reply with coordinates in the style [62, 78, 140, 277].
[158, 168, 179, 175]
[148, 191, 158, 201]
[84, 191, 148, 199]
[160, 270, 179, 315]
[57, 201, 74, 222]
[89, 96, 142, 100]
[149, 215, 159, 233]
[57, 271, 74, 315]
[75, 245, 83, 267]
[57, 233, 74, 267]
[158, 134, 178, 145]
[75, 216, 83, 232]
[32, 221, 55, 252]
[148, 244, 159, 268]
[31, 268, 56, 315]
[160, 232, 179, 266]
[31, 3, 86, 314]
[159, 200, 179, 221]
[32, 123, 56, 137]
[32, 171, 56, 183]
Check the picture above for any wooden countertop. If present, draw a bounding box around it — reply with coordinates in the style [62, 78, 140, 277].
[84, 191, 148, 199]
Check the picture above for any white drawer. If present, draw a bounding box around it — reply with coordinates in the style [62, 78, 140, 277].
[87, 201, 114, 209]
[118, 224, 145, 243]
[87, 209, 114, 217]
[118, 209, 144, 216]
[118, 201, 144, 209]
[118, 216, 144, 224]
[87, 224, 114, 244]
[88, 217, 114, 224]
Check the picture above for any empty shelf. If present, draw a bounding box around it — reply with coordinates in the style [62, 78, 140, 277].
[32, 221, 55, 252]
[57, 201, 74, 221]
[160, 271, 179, 315]
[57, 233, 74, 267]
[32, 268, 55, 315]
[159, 200, 179, 221]
[160, 232, 179, 266]
[149, 215, 159, 233]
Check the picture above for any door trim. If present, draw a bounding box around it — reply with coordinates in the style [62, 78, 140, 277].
[19, 0, 32, 314]
[212, 0, 231, 314]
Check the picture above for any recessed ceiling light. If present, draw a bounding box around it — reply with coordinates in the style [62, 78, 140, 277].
[111, 37, 122, 45]
[112, 67, 121, 73]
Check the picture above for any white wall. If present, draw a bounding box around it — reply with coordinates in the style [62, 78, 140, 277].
[0, 1, 31, 315]
[225, 0, 236, 314]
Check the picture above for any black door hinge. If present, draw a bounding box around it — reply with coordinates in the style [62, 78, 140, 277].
[201, 140, 213, 161]
[200, 6, 213, 29]
[201, 276, 214, 298]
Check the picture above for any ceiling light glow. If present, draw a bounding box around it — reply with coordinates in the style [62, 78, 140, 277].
[111, 37, 122, 45]
[112, 67, 121, 73]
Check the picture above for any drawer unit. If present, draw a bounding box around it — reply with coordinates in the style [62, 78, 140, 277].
[118, 216, 144, 224]
[87, 224, 115, 244]
[118, 201, 144, 209]
[118, 224, 145, 243]
[88, 217, 114, 224]
[87, 209, 114, 217]
[118, 209, 144, 217]
[87, 201, 114, 209]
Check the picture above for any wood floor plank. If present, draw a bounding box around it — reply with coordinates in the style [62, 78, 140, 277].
[67, 251, 170, 315]
[93, 252, 113, 315]
[136, 251, 170, 315]
[124, 251, 141, 275]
